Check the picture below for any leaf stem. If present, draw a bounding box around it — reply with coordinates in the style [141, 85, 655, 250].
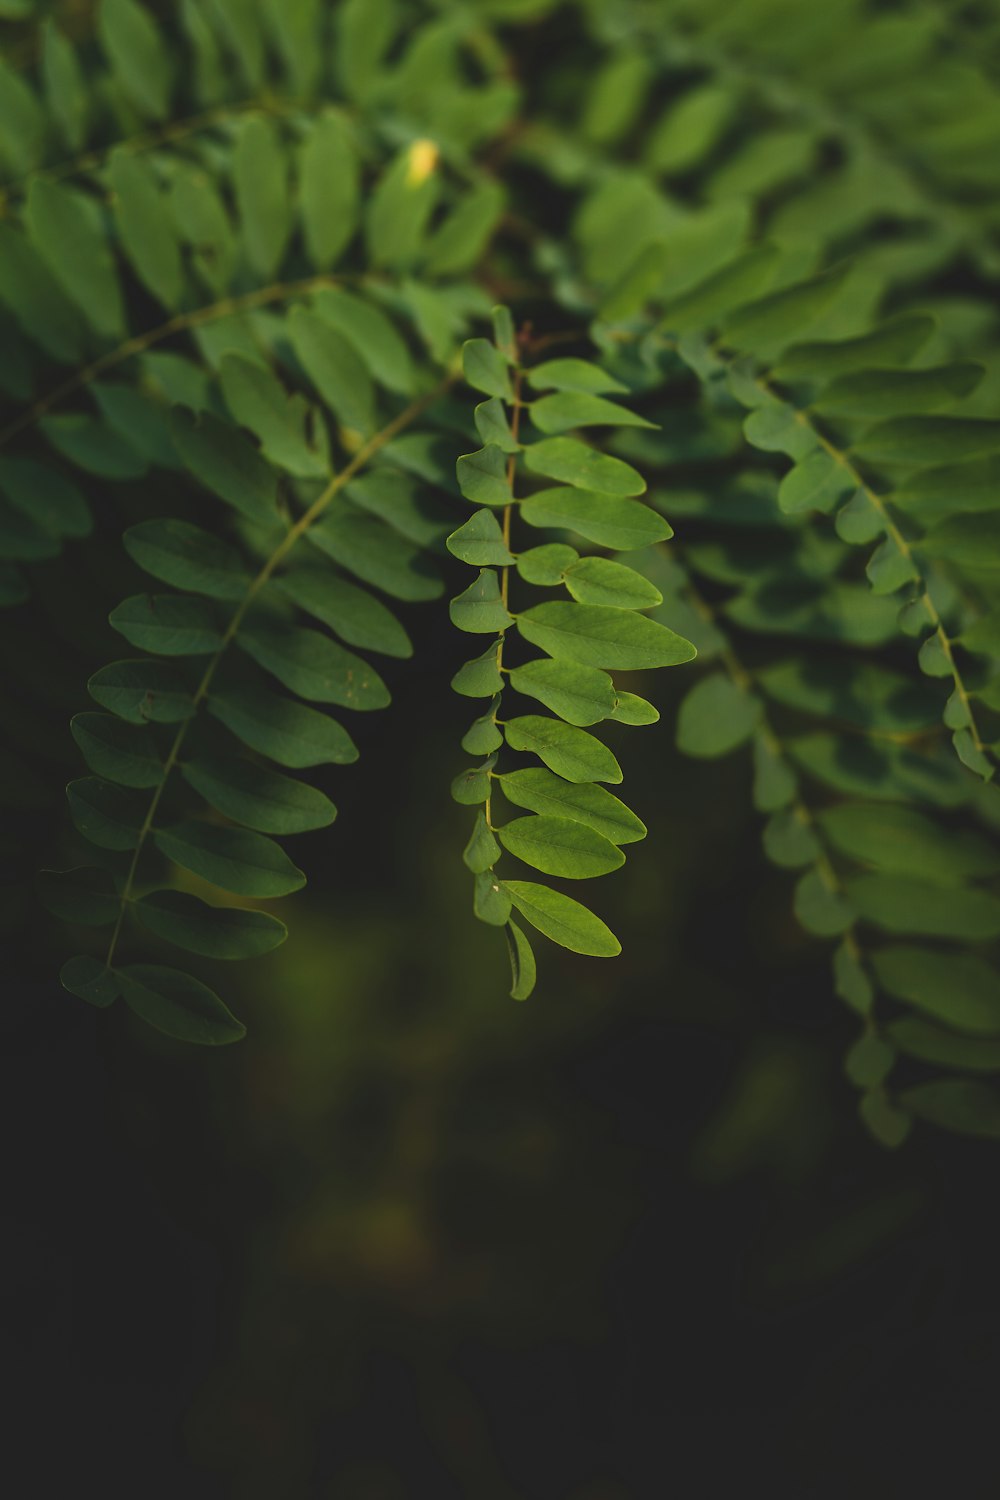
[103, 375, 453, 967]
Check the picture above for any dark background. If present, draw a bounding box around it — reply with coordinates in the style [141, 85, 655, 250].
[5, 619, 999, 1498]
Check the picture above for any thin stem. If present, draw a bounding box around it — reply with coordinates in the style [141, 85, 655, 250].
[104, 376, 452, 967]
[0, 273, 347, 449]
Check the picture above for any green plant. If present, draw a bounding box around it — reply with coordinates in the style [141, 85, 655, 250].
[2, 0, 1000, 1146]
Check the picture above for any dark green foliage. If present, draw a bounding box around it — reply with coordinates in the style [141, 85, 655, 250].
[1, 0, 999, 1147]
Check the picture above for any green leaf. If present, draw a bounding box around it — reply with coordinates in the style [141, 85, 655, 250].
[109, 149, 183, 311]
[109, 594, 223, 656]
[451, 755, 496, 806]
[723, 265, 850, 356]
[67, 776, 144, 851]
[461, 707, 504, 755]
[858, 1090, 912, 1149]
[89, 658, 194, 725]
[0, 221, 86, 363]
[237, 620, 389, 710]
[775, 316, 935, 379]
[462, 811, 500, 873]
[463, 338, 513, 400]
[645, 83, 734, 174]
[520, 488, 671, 549]
[124, 519, 251, 600]
[312, 287, 414, 394]
[886, 1019, 1000, 1074]
[276, 567, 411, 659]
[793, 869, 854, 936]
[0, 52, 42, 172]
[39, 867, 119, 927]
[98, 0, 171, 119]
[897, 1078, 1000, 1139]
[61, 955, 119, 1008]
[518, 601, 696, 670]
[452, 641, 504, 698]
[473, 869, 512, 926]
[778, 451, 854, 515]
[447, 509, 515, 567]
[40, 413, 147, 480]
[475, 398, 520, 453]
[136, 889, 286, 960]
[499, 768, 645, 844]
[530, 392, 657, 434]
[505, 920, 537, 1000]
[170, 410, 278, 527]
[456, 444, 512, 507]
[757, 657, 940, 734]
[505, 715, 622, 784]
[299, 110, 359, 269]
[233, 114, 291, 278]
[288, 306, 375, 435]
[71, 712, 161, 789]
[26, 179, 124, 339]
[365, 141, 439, 268]
[835, 489, 883, 544]
[922, 514, 1000, 570]
[208, 683, 357, 767]
[834, 940, 874, 1017]
[0, 458, 90, 540]
[503, 880, 621, 957]
[170, 164, 236, 293]
[814, 363, 984, 419]
[423, 179, 507, 278]
[743, 402, 818, 461]
[752, 733, 797, 813]
[308, 508, 442, 602]
[853, 417, 1000, 465]
[845, 874, 1000, 940]
[866, 538, 920, 595]
[155, 819, 305, 898]
[610, 692, 659, 726]
[659, 245, 781, 335]
[844, 1035, 895, 1089]
[528, 358, 628, 395]
[118, 963, 245, 1044]
[181, 755, 335, 834]
[763, 810, 821, 869]
[509, 658, 616, 726]
[873, 947, 1000, 1035]
[562, 557, 662, 609]
[219, 353, 328, 478]
[498, 814, 624, 878]
[516, 544, 579, 585]
[523, 438, 645, 496]
[449, 569, 515, 634]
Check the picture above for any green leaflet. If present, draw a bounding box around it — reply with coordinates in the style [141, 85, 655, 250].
[38, 866, 120, 927]
[676, 674, 761, 758]
[463, 338, 514, 400]
[155, 819, 305, 898]
[61, 955, 119, 1008]
[170, 165, 237, 294]
[778, 452, 854, 515]
[505, 921, 537, 1000]
[497, 815, 624, 878]
[463, 811, 501, 873]
[523, 438, 645, 495]
[0, 459, 89, 540]
[208, 683, 358, 767]
[456, 444, 512, 507]
[312, 287, 415, 394]
[124, 519, 251, 600]
[529, 392, 657, 434]
[89, 659, 194, 725]
[813, 364, 984, 418]
[817, 803, 1000, 882]
[516, 545, 579, 585]
[473, 869, 511, 926]
[645, 84, 734, 174]
[447, 509, 515, 567]
[475, 398, 521, 454]
[308, 508, 443, 602]
[743, 402, 818, 462]
[505, 715, 622, 784]
[365, 142, 439, 270]
[345, 469, 452, 547]
[508, 658, 616, 726]
[108, 149, 184, 312]
[610, 692, 659, 726]
[757, 657, 941, 734]
[897, 1079, 1000, 1140]
[722, 265, 850, 355]
[452, 641, 504, 698]
[117, 964, 245, 1045]
[451, 755, 497, 806]
[517, 602, 696, 670]
[71, 712, 162, 789]
[424, 179, 507, 278]
[774, 316, 935, 379]
[233, 114, 292, 279]
[219, 353, 329, 478]
[873, 948, 1000, 1036]
[449, 569, 515, 633]
[26, 179, 124, 339]
[180, 756, 336, 834]
[921, 514, 1000, 570]
[288, 306, 375, 435]
[237, 619, 390, 710]
[276, 567, 412, 659]
[793, 869, 854, 936]
[503, 881, 621, 957]
[499, 769, 646, 845]
[66, 776, 144, 851]
[135, 889, 283, 959]
[299, 111, 360, 269]
[527, 359, 628, 395]
[519, 488, 672, 549]
[886, 1019, 1000, 1074]
[659, 245, 781, 334]
[169, 410, 278, 527]
[845, 874, 1000, 941]
[853, 417, 1000, 466]
[110, 594, 223, 656]
[562, 557, 662, 609]
[98, 0, 172, 121]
